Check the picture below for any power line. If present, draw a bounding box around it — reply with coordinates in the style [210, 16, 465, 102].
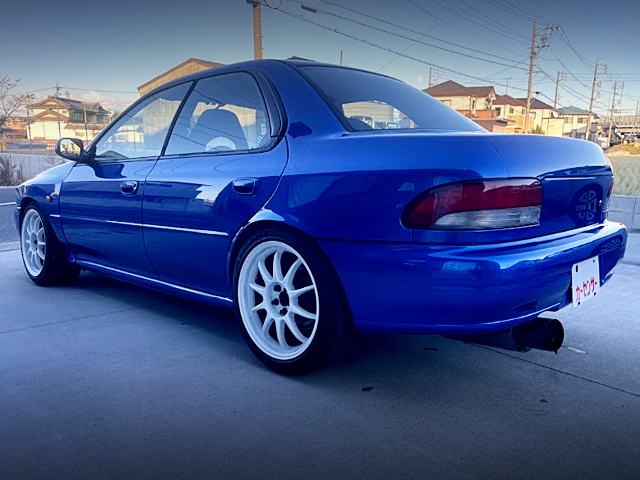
[403, 0, 525, 56]
[271, 5, 528, 90]
[287, 0, 525, 64]
[483, 0, 552, 26]
[547, 46, 589, 88]
[421, 0, 530, 44]
[451, 0, 531, 42]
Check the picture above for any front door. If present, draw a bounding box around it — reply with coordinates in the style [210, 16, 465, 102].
[142, 72, 287, 297]
[60, 83, 191, 276]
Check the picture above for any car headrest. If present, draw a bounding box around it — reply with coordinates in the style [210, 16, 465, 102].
[188, 108, 248, 151]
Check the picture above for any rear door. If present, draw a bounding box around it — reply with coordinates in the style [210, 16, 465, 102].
[143, 71, 287, 297]
[60, 83, 190, 276]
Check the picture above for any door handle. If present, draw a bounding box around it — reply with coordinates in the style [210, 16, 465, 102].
[120, 181, 139, 196]
[233, 178, 259, 195]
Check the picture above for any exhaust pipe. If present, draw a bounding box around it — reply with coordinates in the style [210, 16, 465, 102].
[447, 317, 564, 353]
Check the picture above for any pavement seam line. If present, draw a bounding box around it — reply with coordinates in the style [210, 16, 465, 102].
[472, 343, 640, 399]
[0, 302, 167, 336]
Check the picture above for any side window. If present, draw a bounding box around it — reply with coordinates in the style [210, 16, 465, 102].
[165, 72, 270, 155]
[94, 83, 190, 160]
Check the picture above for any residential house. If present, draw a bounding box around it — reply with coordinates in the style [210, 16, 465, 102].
[558, 106, 599, 140]
[28, 96, 110, 148]
[138, 58, 225, 96]
[517, 98, 564, 136]
[492, 94, 532, 134]
[423, 80, 496, 116]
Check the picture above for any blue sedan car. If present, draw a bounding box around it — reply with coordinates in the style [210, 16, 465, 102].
[15, 60, 627, 374]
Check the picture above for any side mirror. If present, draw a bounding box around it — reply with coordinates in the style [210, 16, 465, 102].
[55, 138, 91, 162]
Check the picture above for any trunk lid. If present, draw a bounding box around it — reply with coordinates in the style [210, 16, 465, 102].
[411, 133, 613, 245]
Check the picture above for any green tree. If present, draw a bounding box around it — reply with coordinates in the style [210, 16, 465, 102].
[530, 125, 545, 135]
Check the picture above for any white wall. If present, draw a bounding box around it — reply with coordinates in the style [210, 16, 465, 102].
[1, 153, 64, 182]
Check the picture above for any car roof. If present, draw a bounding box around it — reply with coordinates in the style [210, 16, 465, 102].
[143, 59, 396, 99]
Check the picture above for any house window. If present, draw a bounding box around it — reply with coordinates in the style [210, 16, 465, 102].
[577, 117, 588, 124]
[495, 107, 501, 116]
[441, 100, 452, 106]
[565, 117, 572, 124]
[509, 107, 514, 114]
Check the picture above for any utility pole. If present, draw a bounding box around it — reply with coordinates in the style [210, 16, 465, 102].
[83, 105, 89, 140]
[607, 79, 618, 148]
[247, 0, 263, 60]
[428, 67, 434, 88]
[340, 50, 343, 66]
[27, 108, 33, 152]
[553, 71, 564, 109]
[584, 59, 599, 142]
[525, 20, 561, 134]
[633, 100, 640, 141]
[524, 19, 537, 134]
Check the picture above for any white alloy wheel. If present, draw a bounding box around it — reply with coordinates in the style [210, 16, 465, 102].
[238, 240, 320, 361]
[21, 208, 46, 277]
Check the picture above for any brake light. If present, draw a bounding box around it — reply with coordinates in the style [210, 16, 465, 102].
[604, 156, 614, 212]
[403, 179, 542, 230]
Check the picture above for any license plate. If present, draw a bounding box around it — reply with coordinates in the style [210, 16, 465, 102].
[572, 256, 600, 308]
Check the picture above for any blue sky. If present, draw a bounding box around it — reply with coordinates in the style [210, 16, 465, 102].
[3, 0, 640, 114]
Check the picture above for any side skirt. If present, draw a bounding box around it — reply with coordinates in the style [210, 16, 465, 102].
[76, 260, 234, 310]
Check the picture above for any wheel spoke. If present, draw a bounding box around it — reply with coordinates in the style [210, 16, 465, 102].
[257, 258, 272, 283]
[272, 249, 283, 282]
[289, 303, 317, 320]
[36, 228, 45, 243]
[249, 282, 266, 295]
[289, 284, 314, 299]
[36, 245, 45, 261]
[285, 313, 308, 343]
[251, 301, 266, 313]
[275, 318, 288, 348]
[262, 316, 275, 335]
[282, 258, 302, 290]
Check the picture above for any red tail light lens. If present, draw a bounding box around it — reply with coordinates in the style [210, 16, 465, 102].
[403, 179, 542, 230]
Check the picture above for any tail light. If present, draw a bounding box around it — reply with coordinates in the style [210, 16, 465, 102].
[604, 156, 614, 212]
[402, 179, 542, 230]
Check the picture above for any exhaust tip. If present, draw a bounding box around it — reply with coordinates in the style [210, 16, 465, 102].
[513, 318, 564, 353]
[543, 319, 564, 353]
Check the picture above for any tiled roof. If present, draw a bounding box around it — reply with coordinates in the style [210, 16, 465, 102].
[424, 80, 495, 97]
[493, 94, 526, 107]
[138, 58, 224, 91]
[29, 96, 107, 113]
[516, 98, 555, 110]
[558, 106, 598, 118]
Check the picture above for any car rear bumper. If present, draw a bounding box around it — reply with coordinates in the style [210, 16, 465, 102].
[318, 221, 627, 334]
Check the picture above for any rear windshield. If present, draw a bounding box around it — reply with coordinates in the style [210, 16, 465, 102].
[299, 66, 484, 133]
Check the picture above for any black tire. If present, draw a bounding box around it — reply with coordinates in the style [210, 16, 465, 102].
[233, 229, 354, 375]
[20, 203, 80, 286]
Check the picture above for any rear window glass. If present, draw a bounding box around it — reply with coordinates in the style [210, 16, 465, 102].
[300, 66, 483, 132]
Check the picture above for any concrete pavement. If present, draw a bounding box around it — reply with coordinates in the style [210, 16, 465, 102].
[0, 185, 17, 204]
[1, 247, 639, 479]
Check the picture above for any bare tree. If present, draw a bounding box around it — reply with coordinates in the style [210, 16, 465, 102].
[0, 75, 35, 150]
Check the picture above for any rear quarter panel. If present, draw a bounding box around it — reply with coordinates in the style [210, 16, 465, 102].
[264, 131, 509, 242]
